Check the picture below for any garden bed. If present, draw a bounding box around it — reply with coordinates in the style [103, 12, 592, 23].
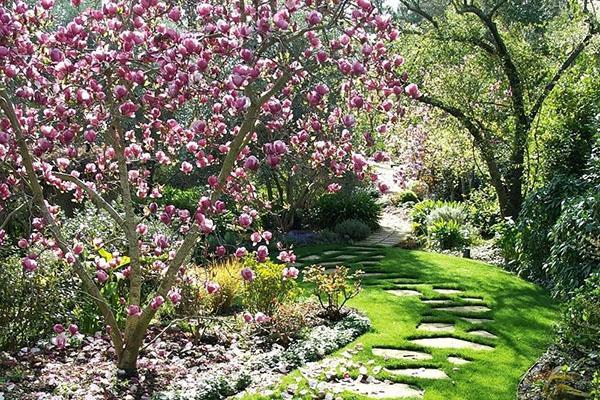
[0, 309, 370, 400]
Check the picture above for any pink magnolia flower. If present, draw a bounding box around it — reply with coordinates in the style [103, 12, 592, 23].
[17, 238, 28, 248]
[282, 266, 299, 280]
[53, 323, 65, 334]
[168, 289, 182, 305]
[235, 247, 247, 258]
[328, 183, 342, 193]
[54, 333, 67, 350]
[180, 161, 193, 174]
[216, 245, 226, 257]
[256, 245, 269, 262]
[244, 155, 259, 171]
[72, 242, 84, 255]
[205, 281, 220, 294]
[241, 267, 255, 282]
[307, 10, 322, 25]
[68, 324, 79, 335]
[168, 6, 181, 22]
[150, 295, 165, 310]
[96, 269, 108, 284]
[405, 83, 421, 99]
[127, 304, 142, 317]
[238, 213, 253, 228]
[378, 182, 390, 194]
[262, 231, 273, 243]
[255, 312, 269, 324]
[242, 312, 253, 323]
[22, 257, 38, 272]
[250, 231, 262, 245]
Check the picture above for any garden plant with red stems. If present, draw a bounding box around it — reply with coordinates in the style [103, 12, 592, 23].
[0, 0, 417, 374]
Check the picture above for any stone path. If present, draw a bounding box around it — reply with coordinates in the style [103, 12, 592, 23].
[289, 248, 500, 399]
[358, 206, 412, 247]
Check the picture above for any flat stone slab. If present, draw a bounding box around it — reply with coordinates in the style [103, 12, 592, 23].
[421, 299, 452, 305]
[469, 330, 498, 339]
[435, 305, 491, 313]
[358, 261, 380, 266]
[386, 367, 449, 380]
[323, 250, 340, 256]
[372, 348, 432, 361]
[303, 255, 321, 261]
[386, 289, 422, 297]
[326, 381, 424, 399]
[448, 356, 471, 365]
[432, 288, 462, 295]
[334, 254, 358, 260]
[461, 297, 485, 302]
[460, 317, 493, 324]
[417, 322, 455, 333]
[362, 272, 386, 278]
[410, 337, 493, 351]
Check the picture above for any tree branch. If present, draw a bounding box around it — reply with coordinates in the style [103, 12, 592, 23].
[529, 28, 596, 121]
[53, 172, 126, 226]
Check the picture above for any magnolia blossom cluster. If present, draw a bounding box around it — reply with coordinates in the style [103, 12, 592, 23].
[52, 323, 80, 350]
[0, 0, 417, 361]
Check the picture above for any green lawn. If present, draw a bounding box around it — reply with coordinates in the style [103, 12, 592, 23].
[245, 245, 559, 400]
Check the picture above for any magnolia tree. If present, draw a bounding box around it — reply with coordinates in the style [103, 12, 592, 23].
[0, 0, 414, 373]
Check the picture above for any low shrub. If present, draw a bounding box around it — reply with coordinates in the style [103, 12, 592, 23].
[0, 254, 76, 350]
[334, 219, 371, 242]
[428, 219, 471, 250]
[242, 258, 300, 315]
[556, 273, 600, 358]
[256, 302, 319, 346]
[391, 190, 419, 206]
[425, 203, 468, 226]
[303, 265, 363, 320]
[312, 190, 381, 230]
[465, 186, 501, 238]
[410, 199, 446, 236]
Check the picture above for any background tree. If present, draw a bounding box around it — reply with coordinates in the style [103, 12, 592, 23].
[393, 0, 598, 217]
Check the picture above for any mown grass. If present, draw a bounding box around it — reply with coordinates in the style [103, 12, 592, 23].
[244, 245, 559, 400]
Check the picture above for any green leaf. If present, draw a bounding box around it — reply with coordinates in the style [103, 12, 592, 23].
[98, 248, 113, 261]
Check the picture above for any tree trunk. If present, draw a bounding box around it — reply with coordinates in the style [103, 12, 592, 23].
[117, 338, 144, 376]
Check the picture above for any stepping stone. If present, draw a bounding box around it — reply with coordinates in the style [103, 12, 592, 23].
[432, 288, 462, 295]
[321, 261, 344, 267]
[386, 367, 449, 379]
[334, 254, 358, 260]
[421, 299, 452, 305]
[362, 272, 386, 278]
[303, 255, 321, 261]
[417, 322, 455, 333]
[461, 297, 484, 302]
[469, 330, 498, 339]
[435, 305, 491, 313]
[386, 289, 422, 297]
[325, 381, 424, 399]
[460, 317, 493, 324]
[447, 356, 471, 365]
[358, 261, 380, 266]
[372, 348, 432, 361]
[410, 337, 493, 351]
[323, 250, 339, 256]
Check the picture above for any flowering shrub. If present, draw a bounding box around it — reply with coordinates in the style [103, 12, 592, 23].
[303, 265, 363, 320]
[0, 0, 414, 372]
[241, 258, 300, 315]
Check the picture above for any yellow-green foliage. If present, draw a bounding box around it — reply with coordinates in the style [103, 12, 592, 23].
[242, 258, 300, 315]
[180, 259, 244, 316]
